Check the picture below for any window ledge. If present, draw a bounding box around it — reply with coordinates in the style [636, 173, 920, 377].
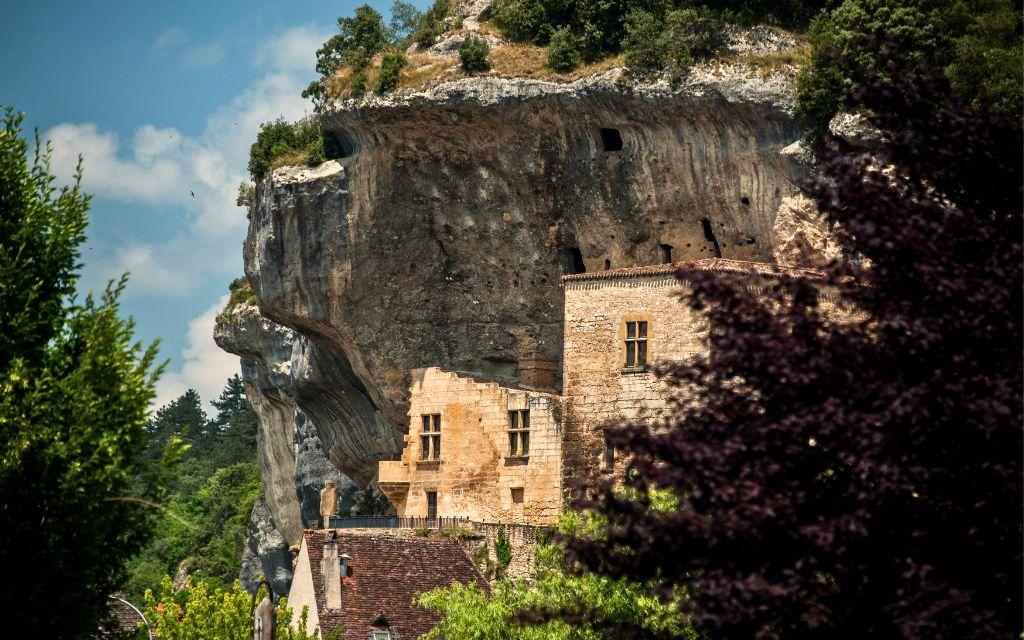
[415, 459, 442, 469]
[618, 366, 649, 374]
[503, 456, 529, 466]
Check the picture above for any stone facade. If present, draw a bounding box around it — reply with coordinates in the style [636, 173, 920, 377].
[378, 259, 840, 525]
[561, 269, 708, 490]
[379, 368, 563, 524]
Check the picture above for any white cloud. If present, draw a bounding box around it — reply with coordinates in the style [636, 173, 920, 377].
[153, 26, 189, 53]
[253, 24, 332, 72]
[45, 30, 320, 238]
[44, 24, 326, 411]
[182, 41, 226, 68]
[154, 295, 240, 411]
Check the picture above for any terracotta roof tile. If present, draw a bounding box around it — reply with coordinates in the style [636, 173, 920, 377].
[304, 531, 489, 639]
[560, 258, 828, 283]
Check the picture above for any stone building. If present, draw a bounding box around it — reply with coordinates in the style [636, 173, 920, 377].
[378, 258, 833, 524]
[378, 368, 563, 524]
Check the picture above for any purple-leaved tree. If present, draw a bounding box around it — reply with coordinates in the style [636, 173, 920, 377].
[557, 45, 1022, 639]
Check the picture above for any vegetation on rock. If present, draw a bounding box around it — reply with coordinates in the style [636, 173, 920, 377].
[459, 36, 492, 73]
[247, 117, 343, 182]
[0, 106, 167, 637]
[542, 46, 1022, 638]
[796, 0, 1022, 136]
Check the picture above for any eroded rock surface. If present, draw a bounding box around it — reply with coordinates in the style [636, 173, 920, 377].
[245, 496, 292, 598]
[243, 68, 823, 486]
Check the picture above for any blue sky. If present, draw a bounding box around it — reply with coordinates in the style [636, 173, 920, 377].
[1, 0, 410, 410]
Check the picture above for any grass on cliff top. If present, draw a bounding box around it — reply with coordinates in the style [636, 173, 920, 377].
[325, 34, 806, 99]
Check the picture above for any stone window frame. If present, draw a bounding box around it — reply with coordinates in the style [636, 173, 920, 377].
[619, 313, 652, 370]
[507, 409, 530, 459]
[420, 413, 441, 460]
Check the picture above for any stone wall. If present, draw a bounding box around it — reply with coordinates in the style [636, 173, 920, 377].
[561, 272, 707, 491]
[379, 368, 563, 524]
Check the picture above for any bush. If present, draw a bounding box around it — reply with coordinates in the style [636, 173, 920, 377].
[546, 27, 582, 71]
[235, 182, 255, 208]
[459, 36, 492, 73]
[622, 10, 667, 73]
[247, 117, 333, 181]
[492, 0, 547, 42]
[624, 7, 725, 76]
[412, 0, 452, 49]
[795, 0, 1023, 137]
[375, 50, 407, 93]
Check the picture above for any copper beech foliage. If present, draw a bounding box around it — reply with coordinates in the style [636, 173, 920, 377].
[555, 45, 1022, 639]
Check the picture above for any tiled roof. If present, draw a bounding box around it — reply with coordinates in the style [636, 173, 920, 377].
[560, 258, 828, 282]
[304, 531, 489, 639]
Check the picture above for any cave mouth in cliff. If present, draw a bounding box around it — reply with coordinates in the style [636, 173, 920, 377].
[561, 246, 587, 274]
[660, 244, 673, 264]
[701, 218, 723, 258]
[324, 129, 359, 158]
[599, 128, 623, 152]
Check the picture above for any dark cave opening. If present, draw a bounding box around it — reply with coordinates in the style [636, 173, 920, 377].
[600, 128, 623, 152]
[701, 218, 723, 258]
[561, 246, 587, 274]
[659, 244, 673, 263]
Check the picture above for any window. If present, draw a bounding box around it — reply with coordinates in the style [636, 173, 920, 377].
[420, 414, 441, 460]
[508, 409, 530, 458]
[426, 490, 437, 519]
[511, 487, 524, 504]
[370, 632, 391, 640]
[624, 320, 648, 368]
[603, 433, 615, 472]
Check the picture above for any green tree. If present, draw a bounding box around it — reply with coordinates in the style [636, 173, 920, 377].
[0, 107, 165, 637]
[390, 0, 424, 40]
[143, 577, 335, 640]
[419, 514, 691, 639]
[796, 0, 1023, 136]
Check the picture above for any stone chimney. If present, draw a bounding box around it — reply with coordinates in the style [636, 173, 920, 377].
[321, 532, 342, 611]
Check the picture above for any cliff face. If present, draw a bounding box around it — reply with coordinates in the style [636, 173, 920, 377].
[214, 302, 358, 596]
[242, 67, 815, 485]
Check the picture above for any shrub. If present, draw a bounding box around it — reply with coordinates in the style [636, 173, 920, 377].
[247, 118, 342, 181]
[492, 0, 547, 42]
[495, 527, 513, 576]
[546, 27, 582, 71]
[622, 10, 667, 73]
[375, 49, 407, 93]
[412, 0, 452, 49]
[349, 69, 368, 97]
[235, 182, 255, 208]
[624, 7, 725, 76]
[459, 36, 492, 73]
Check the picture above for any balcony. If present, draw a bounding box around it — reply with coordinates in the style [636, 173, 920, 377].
[378, 460, 410, 486]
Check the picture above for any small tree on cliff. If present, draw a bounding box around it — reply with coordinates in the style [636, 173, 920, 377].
[0, 107, 170, 636]
[552, 46, 1022, 638]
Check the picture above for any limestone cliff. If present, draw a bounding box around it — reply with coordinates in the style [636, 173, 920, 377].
[214, 301, 357, 596]
[215, 52, 839, 593]
[241, 64, 824, 486]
